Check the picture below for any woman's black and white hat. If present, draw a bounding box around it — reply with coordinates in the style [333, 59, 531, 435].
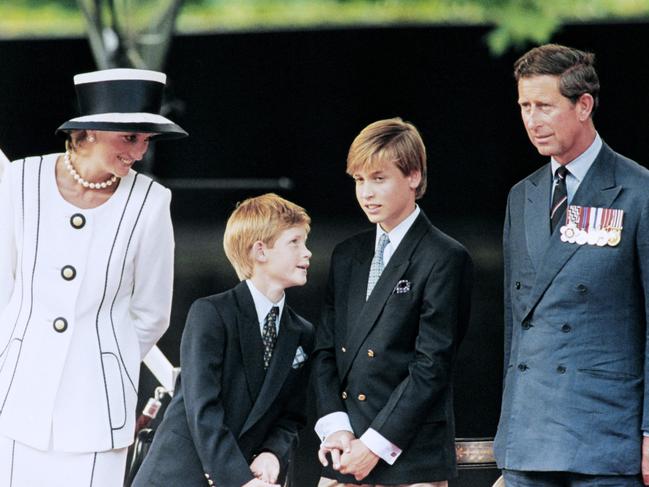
[56, 68, 188, 140]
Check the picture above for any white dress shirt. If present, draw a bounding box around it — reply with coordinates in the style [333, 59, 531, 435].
[550, 132, 602, 204]
[314, 205, 421, 465]
[245, 279, 285, 336]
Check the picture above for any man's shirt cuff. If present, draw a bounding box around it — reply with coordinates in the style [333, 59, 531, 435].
[359, 428, 402, 465]
[314, 412, 354, 442]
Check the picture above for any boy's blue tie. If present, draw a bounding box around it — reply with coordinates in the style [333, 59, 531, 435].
[367, 233, 390, 300]
[262, 306, 279, 370]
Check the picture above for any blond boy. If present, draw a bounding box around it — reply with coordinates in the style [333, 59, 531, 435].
[312, 118, 473, 486]
[133, 193, 315, 487]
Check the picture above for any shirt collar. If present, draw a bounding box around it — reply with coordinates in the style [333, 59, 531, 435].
[245, 280, 285, 325]
[375, 205, 420, 250]
[551, 132, 602, 183]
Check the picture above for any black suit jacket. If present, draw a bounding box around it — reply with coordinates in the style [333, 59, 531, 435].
[133, 282, 315, 487]
[312, 211, 473, 484]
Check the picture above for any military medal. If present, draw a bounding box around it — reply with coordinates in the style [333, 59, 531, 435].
[575, 206, 590, 245]
[560, 223, 577, 243]
[576, 230, 588, 245]
[608, 230, 621, 246]
[560, 205, 624, 247]
[607, 208, 624, 246]
[560, 205, 581, 243]
[586, 207, 599, 245]
[596, 229, 608, 247]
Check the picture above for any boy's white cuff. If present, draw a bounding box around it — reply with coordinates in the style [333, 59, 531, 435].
[360, 428, 402, 465]
[314, 412, 353, 442]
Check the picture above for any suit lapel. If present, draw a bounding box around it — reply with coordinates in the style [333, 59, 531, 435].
[239, 308, 302, 437]
[234, 283, 266, 400]
[524, 165, 552, 270]
[524, 144, 621, 318]
[340, 214, 428, 381]
[570, 144, 621, 209]
[346, 235, 373, 334]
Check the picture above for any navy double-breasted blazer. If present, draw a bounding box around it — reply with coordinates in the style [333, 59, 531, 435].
[494, 144, 649, 474]
[312, 211, 473, 484]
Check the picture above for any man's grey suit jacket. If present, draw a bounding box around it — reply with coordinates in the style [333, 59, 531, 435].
[495, 143, 649, 475]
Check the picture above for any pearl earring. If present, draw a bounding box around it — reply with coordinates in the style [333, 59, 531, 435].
[87, 135, 95, 143]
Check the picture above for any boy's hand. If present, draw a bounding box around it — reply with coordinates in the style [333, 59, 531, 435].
[339, 439, 380, 480]
[318, 430, 355, 469]
[250, 452, 280, 483]
[241, 479, 279, 487]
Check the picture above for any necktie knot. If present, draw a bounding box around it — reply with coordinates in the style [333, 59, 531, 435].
[267, 306, 279, 323]
[377, 233, 390, 253]
[262, 306, 279, 370]
[366, 234, 390, 300]
[555, 165, 569, 181]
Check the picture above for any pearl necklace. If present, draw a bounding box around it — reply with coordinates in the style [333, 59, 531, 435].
[64, 151, 118, 189]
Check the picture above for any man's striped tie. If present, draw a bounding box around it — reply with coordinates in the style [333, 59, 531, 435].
[550, 165, 569, 233]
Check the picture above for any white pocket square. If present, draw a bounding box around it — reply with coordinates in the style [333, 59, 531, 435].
[393, 279, 411, 294]
[292, 346, 308, 369]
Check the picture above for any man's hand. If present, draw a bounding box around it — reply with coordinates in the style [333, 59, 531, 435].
[241, 479, 279, 487]
[642, 436, 649, 485]
[318, 430, 355, 470]
[250, 452, 280, 484]
[339, 439, 380, 481]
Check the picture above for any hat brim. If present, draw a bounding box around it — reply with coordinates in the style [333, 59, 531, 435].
[56, 121, 188, 140]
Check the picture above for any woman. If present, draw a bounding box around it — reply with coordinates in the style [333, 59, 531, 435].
[0, 68, 187, 486]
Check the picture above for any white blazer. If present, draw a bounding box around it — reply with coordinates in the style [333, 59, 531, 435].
[0, 153, 174, 453]
[0, 148, 8, 181]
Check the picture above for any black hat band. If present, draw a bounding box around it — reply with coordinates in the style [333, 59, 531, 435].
[76, 79, 164, 116]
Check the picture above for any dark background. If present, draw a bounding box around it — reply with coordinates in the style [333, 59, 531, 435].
[1, 21, 648, 486]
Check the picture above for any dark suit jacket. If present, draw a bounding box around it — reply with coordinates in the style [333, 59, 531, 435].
[132, 282, 315, 487]
[494, 143, 649, 474]
[312, 211, 473, 484]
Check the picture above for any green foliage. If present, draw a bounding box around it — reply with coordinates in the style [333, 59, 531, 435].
[447, 0, 649, 54]
[1, 0, 649, 55]
[0, 2, 84, 37]
[485, 1, 561, 55]
[11, 0, 77, 8]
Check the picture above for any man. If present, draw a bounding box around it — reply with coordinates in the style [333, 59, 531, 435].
[494, 43, 649, 486]
[312, 118, 473, 486]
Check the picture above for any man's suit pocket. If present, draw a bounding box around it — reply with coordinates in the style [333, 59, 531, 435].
[392, 279, 412, 294]
[386, 284, 417, 306]
[575, 368, 642, 413]
[577, 368, 639, 381]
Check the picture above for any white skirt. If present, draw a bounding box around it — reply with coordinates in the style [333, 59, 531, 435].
[0, 434, 128, 487]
